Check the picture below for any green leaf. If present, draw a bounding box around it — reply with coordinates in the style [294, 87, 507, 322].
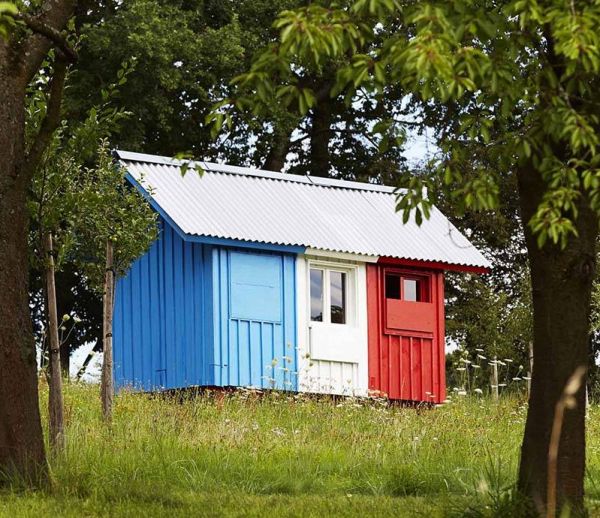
[0, 2, 17, 14]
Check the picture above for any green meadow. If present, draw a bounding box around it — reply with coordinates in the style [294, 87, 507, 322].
[2, 384, 600, 517]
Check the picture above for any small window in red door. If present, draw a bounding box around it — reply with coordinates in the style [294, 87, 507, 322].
[384, 273, 430, 303]
[384, 271, 435, 335]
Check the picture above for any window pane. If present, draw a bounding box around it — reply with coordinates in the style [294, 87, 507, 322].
[385, 274, 401, 299]
[403, 278, 418, 302]
[330, 271, 346, 324]
[310, 269, 323, 321]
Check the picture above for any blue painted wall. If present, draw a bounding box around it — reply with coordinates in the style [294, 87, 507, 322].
[114, 219, 213, 390]
[114, 218, 298, 392]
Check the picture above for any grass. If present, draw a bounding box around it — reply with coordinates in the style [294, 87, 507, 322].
[1, 383, 600, 517]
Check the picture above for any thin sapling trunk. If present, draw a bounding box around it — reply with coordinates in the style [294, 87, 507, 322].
[101, 240, 115, 422]
[44, 231, 65, 452]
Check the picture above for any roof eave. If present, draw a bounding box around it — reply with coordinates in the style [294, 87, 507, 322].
[377, 256, 491, 274]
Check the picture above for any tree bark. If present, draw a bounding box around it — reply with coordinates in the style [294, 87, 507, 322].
[309, 99, 333, 178]
[0, 68, 46, 483]
[0, 0, 76, 484]
[263, 124, 293, 172]
[44, 232, 65, 452]
[516, 165, 597, 515]
[101, 240, 115, 422]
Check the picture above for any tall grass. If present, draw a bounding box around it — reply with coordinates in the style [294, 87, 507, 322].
[1, 383, 599, 517]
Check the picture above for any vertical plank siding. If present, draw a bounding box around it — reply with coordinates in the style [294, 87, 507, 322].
[114, 220, 212, 391]
[114, 219, 298, 392]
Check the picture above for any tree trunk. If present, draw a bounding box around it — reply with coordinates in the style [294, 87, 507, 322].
[516, 165, 597, 515]
[309, 99, 332, 178]
[0, 70, 46, 483]
[263, 124, 293, 172]
[44, 232, 65, 452]
[101, 240, 115, 422]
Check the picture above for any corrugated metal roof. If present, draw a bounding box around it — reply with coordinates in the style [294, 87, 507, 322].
[116, 150, 491, 270]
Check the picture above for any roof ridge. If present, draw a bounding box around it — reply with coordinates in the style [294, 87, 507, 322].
[114, 149, 399, 194]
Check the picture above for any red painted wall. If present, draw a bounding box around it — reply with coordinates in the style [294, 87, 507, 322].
[367, 263, 446, 403]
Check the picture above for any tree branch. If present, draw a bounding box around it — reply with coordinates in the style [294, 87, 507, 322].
[15, 12, 77, 63]
[17, 0, 76, 83]
[22, 56, 68, 182]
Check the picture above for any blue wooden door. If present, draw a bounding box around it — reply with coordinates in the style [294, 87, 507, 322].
[212, 248, 297, 390]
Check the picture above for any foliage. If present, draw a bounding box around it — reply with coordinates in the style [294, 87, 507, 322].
[0, 1, 17, 40]
[69, 0, 409, 181]
[28, 57, 132, 270]
[68, 0, 293, 160]
[71, 141, 158, 290]
[446, 272, 532, 393]
[230, 0, 600, 246]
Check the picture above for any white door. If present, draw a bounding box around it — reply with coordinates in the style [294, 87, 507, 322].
[296, 254, 369, 396]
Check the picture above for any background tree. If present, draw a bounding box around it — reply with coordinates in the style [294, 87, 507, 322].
[65, 0, 410, 180]
[217, 1, 600, 513]
[439, 165, 532, 392]
[67, 0, 293, 160]
[0, 0, 76, 483]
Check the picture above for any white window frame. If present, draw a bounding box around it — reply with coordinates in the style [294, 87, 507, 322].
[307, 259, 358, 327]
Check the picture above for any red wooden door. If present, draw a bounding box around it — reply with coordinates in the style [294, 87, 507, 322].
[367, 264, 446, 403]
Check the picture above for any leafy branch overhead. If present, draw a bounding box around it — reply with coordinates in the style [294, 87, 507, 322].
[0, 2, 17, 39]
[215, 0, 600, 247]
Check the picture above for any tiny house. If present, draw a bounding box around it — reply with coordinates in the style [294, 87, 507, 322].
[113, 150, 489, 403]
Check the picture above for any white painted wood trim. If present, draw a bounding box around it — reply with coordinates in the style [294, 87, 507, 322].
[305, 248, 379, 263]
